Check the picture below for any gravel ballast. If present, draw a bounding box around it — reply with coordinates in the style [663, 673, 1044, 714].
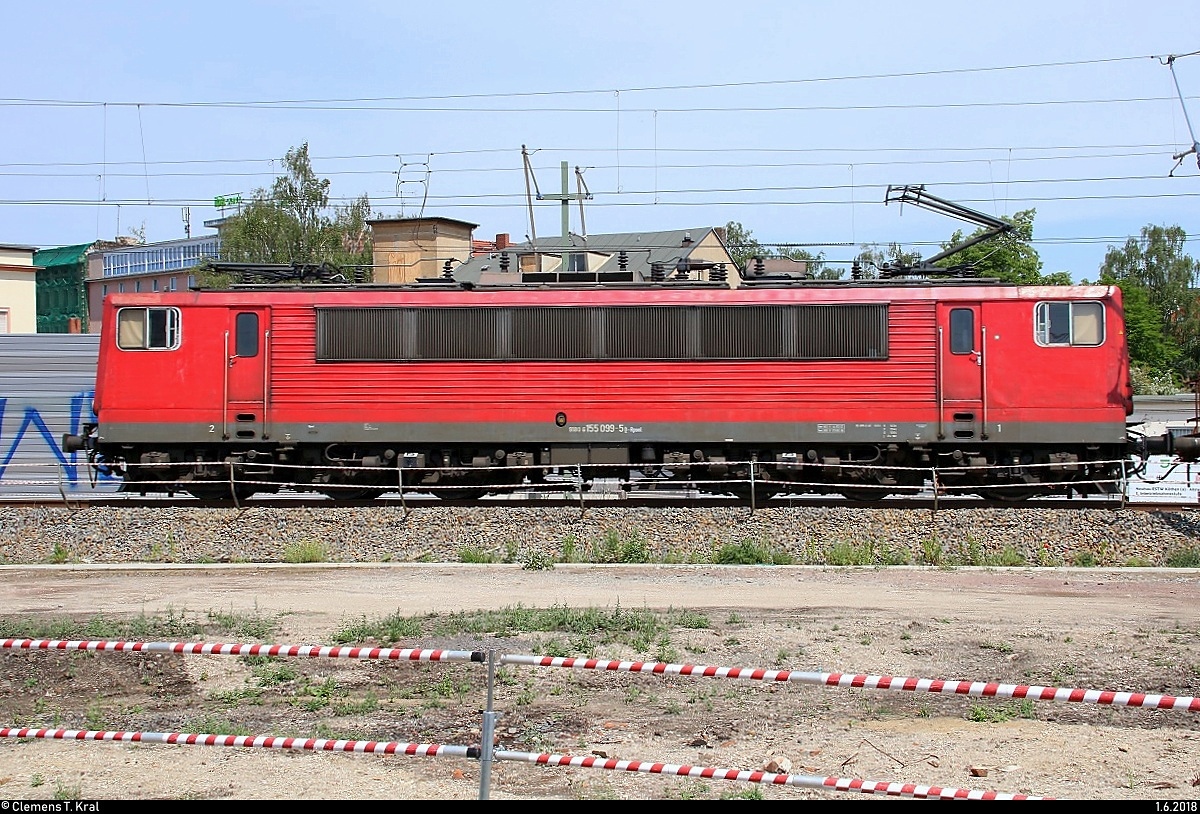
[2, 504, 1199, 566]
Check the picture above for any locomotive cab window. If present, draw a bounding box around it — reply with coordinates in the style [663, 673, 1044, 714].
[234, 312, 259, 357]
[949, 308, 975, 354]
[1035, 301, 1104, 347]
[116, 307, 180, 350]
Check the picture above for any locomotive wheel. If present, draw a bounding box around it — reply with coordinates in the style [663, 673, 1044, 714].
[726, 482, 782, 503]
[988, 487, 1039, 503]
[839, 488, 892, 502]
[187, 484, 257, 502]
[437, 488, 490, 501]
[323, 487, 389, 501]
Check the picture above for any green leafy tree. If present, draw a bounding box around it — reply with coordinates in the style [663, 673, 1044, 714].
[214, 143, 375, 279]
[933, 209, 1049, 283]
[724, 221, 831, 277]
[853, 243, 923, 279]
[1098, 224, 1200, 387]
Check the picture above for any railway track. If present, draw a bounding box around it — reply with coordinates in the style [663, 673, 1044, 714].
[0, 491, 1182, 512]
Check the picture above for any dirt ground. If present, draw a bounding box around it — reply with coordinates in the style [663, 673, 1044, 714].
[1, 563, 1198, 801]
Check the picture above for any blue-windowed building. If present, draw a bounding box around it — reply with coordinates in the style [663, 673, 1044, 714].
[85, 235, 220, 333]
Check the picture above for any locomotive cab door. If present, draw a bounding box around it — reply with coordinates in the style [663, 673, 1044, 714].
[223, 308, 271, 441]
[937, 303, 986, 442]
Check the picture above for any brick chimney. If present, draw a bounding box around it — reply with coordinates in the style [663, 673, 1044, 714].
[496, 233, 510, 250]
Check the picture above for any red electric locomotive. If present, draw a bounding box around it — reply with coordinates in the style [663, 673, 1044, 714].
[65, 273, 1142, 503]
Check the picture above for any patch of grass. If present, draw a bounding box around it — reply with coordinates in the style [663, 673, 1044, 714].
[1166, 546, 1200, 568]
[53, 779, 82, 800]
[184, 714, 254, 736]
[966, 699, 1037, 723]
[712, 538, 794, 565]
[282, 539, 327, 564]
[1072, 550, 1098, 567]
[0, 606, 279, 643]
[720, 786, 765, 800]
[331, 602, 707, 661]
[920, 538, 943, 566]
[333, 693, 379, 715]
[458, 546, 495, 564]
[247, 657, 299, 685]
[998, 545, 1026, 567]
[209, 687, 265, 707]
[521, 550, 556, 571]
[47, 542, 71, 564]
[590, 529, 652, 563]
[560, 534, 581, 563]
[826, 541, 876, 566]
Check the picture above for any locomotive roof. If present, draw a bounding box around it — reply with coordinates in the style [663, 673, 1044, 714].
[102, 279, 1120, 308]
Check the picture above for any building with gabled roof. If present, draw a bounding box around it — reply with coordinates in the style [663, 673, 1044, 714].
[452, 226, 740, 287]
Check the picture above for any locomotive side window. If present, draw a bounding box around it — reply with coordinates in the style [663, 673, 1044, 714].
[116, 307, 180, 350]
[1035, 301, 1104, 347]
[949, 308, 975, 354]
[235, 312, 259, 357]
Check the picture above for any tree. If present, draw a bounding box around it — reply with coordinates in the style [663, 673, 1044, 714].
[1099, 225, 1200, 388]
[215, 143, 375, 276]
[723, 221, 831, 277]
[853, 243, 923, 279]
[934, 209, 1048, 284]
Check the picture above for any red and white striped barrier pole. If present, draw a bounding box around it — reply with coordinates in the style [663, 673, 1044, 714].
[500, 654, 1200, 712]
[1, 638, 485, 664]
[0, 727, 479, 758]
[494, 749, 1048, 800]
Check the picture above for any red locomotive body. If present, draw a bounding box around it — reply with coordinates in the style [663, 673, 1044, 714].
[67, 277, 1136, 502]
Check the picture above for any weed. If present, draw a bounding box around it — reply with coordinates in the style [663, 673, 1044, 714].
[83, 698, 105, 730]
[184, 715, 253, 736]
[458, 546, 495, 564]
[47, 543, 70, 564]
[521, 550, 556, 571]
[53, 779, 82, 800]
[30, 774, 45, 788]
[654, 636, 679, 665]
[920, 538, 943, 566]
[998, 546, 1026, 567]
[282, 539, 327, 564]
[1166, 546, 1200, 568]
[714, 538, 793, 565]
[830, 542, 878, 566]
[560, 534, 581, 563]
[1072, 550, 1098, 567]
[249, 657, 299, 685]
[333, 693, 380, 715]
[720, 786, 765, 800]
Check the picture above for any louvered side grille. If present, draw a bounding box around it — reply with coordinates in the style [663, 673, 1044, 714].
[315, 304, 889, 362]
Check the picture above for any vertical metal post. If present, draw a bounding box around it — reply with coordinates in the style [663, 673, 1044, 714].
[478, 649, 498, 800]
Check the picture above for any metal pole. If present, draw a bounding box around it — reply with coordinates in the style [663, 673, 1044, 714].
[478, 649, 498, 800]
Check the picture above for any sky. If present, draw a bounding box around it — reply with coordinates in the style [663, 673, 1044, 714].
[2, 0, 1198, 281]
